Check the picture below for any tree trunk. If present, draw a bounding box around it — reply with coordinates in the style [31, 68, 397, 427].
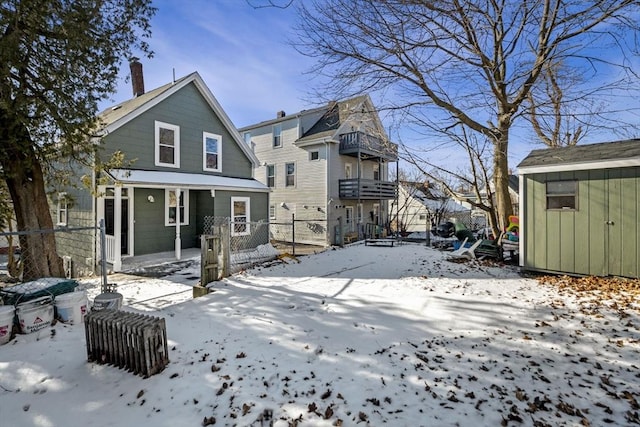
[492, 134, 514, 232]
[1, 134, 64, 281]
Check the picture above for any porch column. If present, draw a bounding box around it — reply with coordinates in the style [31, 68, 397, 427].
[113, 185, 122, 272]
[175, 187, 182, 260]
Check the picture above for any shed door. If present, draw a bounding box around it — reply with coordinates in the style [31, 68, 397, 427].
[604, 167, 640, 277]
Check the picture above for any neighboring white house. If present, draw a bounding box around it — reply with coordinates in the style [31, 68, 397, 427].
[452, 175, 519, 229]
[391, 182, 470, 233]
[239, 95, 398, 246]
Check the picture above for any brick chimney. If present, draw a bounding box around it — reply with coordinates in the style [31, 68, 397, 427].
[276, 110, 286, 118]
[129, 58, 145, 97]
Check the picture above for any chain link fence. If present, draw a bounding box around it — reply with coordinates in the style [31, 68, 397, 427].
[201, 217, 278, 274]
[1, 222, 108, 304]
[270, 214, 329, 254]
[425, 210, 489, 248]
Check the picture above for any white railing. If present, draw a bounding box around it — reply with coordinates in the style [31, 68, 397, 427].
[105, 235, 116, 263]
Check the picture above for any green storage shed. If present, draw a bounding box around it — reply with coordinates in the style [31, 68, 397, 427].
[517, 139, 640, 278]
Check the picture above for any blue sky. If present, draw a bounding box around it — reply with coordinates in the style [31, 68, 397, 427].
[102, 0, 640, 173]
[105, 0, 313, 128]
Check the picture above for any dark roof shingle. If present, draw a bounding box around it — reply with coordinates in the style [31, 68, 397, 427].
[518, 139, 640, 168]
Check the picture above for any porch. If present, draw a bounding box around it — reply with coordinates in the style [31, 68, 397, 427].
[338, 179, 397, 200]
[338, 131, 398, 161]
[118, 247, 201, 273]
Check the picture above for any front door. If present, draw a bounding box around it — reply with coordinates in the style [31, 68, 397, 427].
[604, 167, 639, 277]
[345, 206, 354, 232]
[104, 190, 130, 256]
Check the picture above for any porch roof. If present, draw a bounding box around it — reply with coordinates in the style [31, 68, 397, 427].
[108, 169, 269, 192]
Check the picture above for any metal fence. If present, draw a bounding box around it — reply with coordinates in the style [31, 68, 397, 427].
[0, 222, 108, 292]
[270, 214, 329, 254]
[201, 217, 277, 275]
[424, 211, 489, 248]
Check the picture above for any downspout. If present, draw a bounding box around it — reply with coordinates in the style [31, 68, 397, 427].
[326, 139, 331, 246]
[357, 139, 362, 235]
[91, 162, 97, 273]
[175, 187, 182, 260]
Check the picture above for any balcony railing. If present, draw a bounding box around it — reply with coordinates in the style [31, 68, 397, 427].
[339, 131, 398, 161]
[339, 179, 397, 200]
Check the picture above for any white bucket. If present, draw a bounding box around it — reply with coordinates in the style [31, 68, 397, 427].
[55, 291, 88, 324]
[0, 305, 15, 345]
[93, 292, 123, 311]
[16, 296, 54, 334]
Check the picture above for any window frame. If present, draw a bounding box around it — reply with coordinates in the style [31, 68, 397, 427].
[269, 204, 276, 220]
[231, 196, 251, 236]
[310, 150, 320, 161]
[165, 189, 189, 226]
[266, 164, 275, 188]
[202, 131, 222, 172]
[155, 121, 180, 168]
[345, 163, 352, 179]
[373, 163, 380, 180]
[285, 162, 296, 187]
[373, 203, 380, 224]
[57, 192, 68, 226]
[273, 124, 282, 148]
[546, 180, 578, 211]
[345, 206, 354, 232]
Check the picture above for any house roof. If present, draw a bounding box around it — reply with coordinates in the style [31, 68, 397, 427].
[238, 105, 327, 131]
[98, 72, 260, 166]
[296, 95, 372, 145]
[108, 169, 269, 192]
[518, 139, 640, 174]
[401, 184, 469, 213]
[296, 95, 370, 144]
[508, 175, 519, 194]
[239, 94, 384, 146]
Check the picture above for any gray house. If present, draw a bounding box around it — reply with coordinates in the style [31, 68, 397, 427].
[517, 139, 640, 278]
[54, 63, 269, 274]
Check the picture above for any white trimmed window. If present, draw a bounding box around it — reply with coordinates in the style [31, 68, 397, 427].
[57, 193, 68, 226]
[203, 132, 222, 172]
[285, 162, 295, 187]
[273, 124, 282, 148]
[155, 121, 180, 167]
[269, 204, 276, 220]
[310, 150, 319, 161]
[232, 197, 250, 236]
[266, 164, 275, 187]
[165, 189, 189, 226]
[546, 180, 577, 210]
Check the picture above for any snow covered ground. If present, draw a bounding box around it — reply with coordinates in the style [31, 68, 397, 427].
[0, 242, 639, 427]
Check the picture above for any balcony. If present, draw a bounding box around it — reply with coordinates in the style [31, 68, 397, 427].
[339, 132, 398, 161]
[339, 179, 397, 200]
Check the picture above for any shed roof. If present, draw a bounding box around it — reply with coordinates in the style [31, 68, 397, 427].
[518, 139, 640, 174]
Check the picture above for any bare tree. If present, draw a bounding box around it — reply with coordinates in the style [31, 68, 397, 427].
[527, 60, 592, 147]
[292, 0, 640, 229]
[246, 0, 293, 9]
[402, 126, 502, 236]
